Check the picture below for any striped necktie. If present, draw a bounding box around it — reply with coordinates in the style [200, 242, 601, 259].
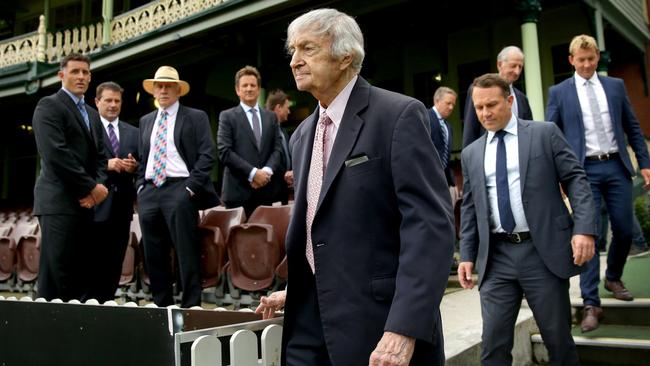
[439, 119, 449, 169]
[107, 123, 120, 157]
[152, 111, 169, 187]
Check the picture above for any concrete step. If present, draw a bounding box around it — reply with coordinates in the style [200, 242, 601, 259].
[531, 324, 650, 365]
[572, 299, 650, 326]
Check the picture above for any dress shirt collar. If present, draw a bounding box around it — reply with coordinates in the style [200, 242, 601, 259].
[574, 71, 600, 87]
[487, 113, 518, 144]
[240, 101, 260, 114]
[432, 106, 443, 121]
[61, 87, 83, 105]
[159, 100, 180, 118]
[100, 116, 119, 129]
[318, 75, 358, 129]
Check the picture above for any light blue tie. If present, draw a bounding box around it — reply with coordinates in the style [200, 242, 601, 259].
[77, 99, 90, 130]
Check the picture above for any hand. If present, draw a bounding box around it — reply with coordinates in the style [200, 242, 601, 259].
[457, 262, 475, 289]
[79, 195, 94, 209]
[255, 290, 286, 319]
[571, 234, 595, 265]
[107, 158, 123, 172]
[251, 169, 271, 189]
[369, 332, 415, 366]
[90, 184, 109, 205]
[284, 170, 294, 188]
[641, 168, 650, 190]
[121, 153, 138, 173]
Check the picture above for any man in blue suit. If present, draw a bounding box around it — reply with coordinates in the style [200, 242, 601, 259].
[429, 86, 457, 189]
[546, 34, 650, 332]
[90, 81, 139, 302]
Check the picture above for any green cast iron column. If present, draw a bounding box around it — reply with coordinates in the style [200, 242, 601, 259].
[517, 0, 544, 120]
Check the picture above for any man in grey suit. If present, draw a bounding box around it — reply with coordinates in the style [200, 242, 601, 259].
[217, 66, 283, 216]
[458, 74, 597, 365]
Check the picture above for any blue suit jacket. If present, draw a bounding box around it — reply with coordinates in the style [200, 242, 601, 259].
[460, 119, 596, 286]
[429, 108, 455, 186]
[545, 75, 650, 176]
[284, 77, 454, 365]
[94, 120, 139, 222]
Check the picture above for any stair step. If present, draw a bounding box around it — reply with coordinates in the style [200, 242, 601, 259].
[572, 300, 650, 326]
[531, 325, 650, 365]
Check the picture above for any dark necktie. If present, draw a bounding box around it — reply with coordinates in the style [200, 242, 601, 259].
[77, 99, 90, 130]
[439, 119, 449, 169]
[250, 108, 262, 149]
[107, 123, 120, 157]
[495, 130, 515, 233]
[279, 126, 291, 169]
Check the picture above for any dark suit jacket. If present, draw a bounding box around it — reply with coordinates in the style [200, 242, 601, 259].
[284, 77, 455, 365]
[545, 75, 650, 176]
[136, 104, 219, 210]
[462, 85, 532, 148]
[269, 125, 292, 203]
[94, 120, 139, 222]
[459, 119, 597, 287]
[33, 89, 107, 215]
[217, 105, 283, 205]
[429, 108, 455, 186]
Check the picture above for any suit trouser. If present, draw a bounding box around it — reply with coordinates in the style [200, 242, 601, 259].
[480, 238, 578, 366]
[138, 179, 201, 308]
[87, 217, 130, 302]
[580, 158, 633, 307]
[283, 270, 332, 366]
[37, 213, 93, 301]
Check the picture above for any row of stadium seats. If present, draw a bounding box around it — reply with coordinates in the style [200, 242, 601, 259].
[0, 204, 293, 306]
[118, 204, 292, 305]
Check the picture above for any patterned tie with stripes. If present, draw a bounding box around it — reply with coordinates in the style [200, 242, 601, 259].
[108, 123, 120, 157]
[152, 111, 169, 188]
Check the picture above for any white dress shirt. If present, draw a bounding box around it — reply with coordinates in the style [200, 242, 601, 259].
[574, 72, 617, 156]
[101, 116, 120, 140]
[484, 114, 530, 233]
[509, 85, 519, 118]
[240, 102, 274, 182]
[145, 101, 190, 180]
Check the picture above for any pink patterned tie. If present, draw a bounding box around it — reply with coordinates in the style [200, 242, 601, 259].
[152, 111, 169, 188]
[305, 112, 332, 273]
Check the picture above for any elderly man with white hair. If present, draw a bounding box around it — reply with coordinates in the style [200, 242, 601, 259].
[462, 46, 533, 147]
[256, 8, 454, 366]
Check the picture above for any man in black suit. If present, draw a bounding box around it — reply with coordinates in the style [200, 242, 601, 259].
[458, 74, 596, 365]
[136, 66, 219, 308]
[89, 81, 139, 303]
[256, 9, 454, 366]
[462, 46, 532, 148]
[429, 86, 457, 189]
[266, 89, 293, 203]
[217, 66, 283, 216]
[32, 53, 109, 301]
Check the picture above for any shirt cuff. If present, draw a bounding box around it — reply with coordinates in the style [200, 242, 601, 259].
[262, 166, 273, 175]
[248, 167, 258, 182]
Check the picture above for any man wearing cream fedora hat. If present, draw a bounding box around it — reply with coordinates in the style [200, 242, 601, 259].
[136, 65, 219, 307]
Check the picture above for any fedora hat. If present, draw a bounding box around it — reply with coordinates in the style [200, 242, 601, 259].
[142, 66, 190, 96]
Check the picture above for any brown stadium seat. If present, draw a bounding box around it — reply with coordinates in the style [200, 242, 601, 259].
[226, 223, 281, 293]
[0, 224, 15, 282]
[248, 205, 292, 258]
[199, 207, 245, 289]
[15, 222, 41, 283]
